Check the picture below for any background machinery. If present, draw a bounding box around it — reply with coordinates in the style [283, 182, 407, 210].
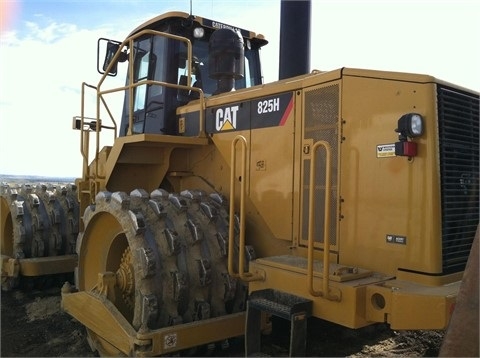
[1, 182, 79, 290]
[2, 1, 479, 356]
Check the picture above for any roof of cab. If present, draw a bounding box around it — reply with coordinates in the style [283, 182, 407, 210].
[128, 11, 268, 46]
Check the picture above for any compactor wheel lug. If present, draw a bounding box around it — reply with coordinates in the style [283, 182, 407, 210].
[83, 205, 96, 219]
[216, 232, 228, 256]
[172, 271, 188, 303]
[65, 197, 75, 212]
[128, 210, 146, 235]
[187, 218, 203, 244]
[150, 188, 169, 199]
[57, 186, 67, 196]
[136, 247, 156, 279]
[148, 199, 166, 218]
[130, 188, 149, 199]
[194, 300, 211, 320]
[168, 315, 183, 326]
[141, 294, 159, 328]
[200, 202, 217, 220]
[209, 192, 226, 206]
[222, 272, 237, 301]
[169, 194, 188, 211]
[12, 200, 24, 218]
[28, 193, 40, 208]
[164, 228, 181, 256]
[7, 188, 18, 201]
[181, 189, 206, 201]
[111, 191, 130, 210]
[95, 191, 112, 203]
[46, 191, 56, 203]
[180, 189, 196, 200]
[197, 258, 212, 286]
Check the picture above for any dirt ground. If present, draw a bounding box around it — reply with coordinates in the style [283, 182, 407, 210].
[1, 279, 445, 357]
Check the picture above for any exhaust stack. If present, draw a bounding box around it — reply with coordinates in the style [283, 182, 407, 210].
[279, 0, 311, 80]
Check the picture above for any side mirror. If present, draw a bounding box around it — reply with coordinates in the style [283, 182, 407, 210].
[97, 38, 127, 76]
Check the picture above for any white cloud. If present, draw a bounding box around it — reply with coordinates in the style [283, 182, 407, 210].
[24, 20, 78, 42]
[309, 1, 480, 90]
[0, 19, 129, 177]
[0, 1, 478, 178]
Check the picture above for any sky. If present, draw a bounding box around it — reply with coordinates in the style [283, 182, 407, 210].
[0, 0, 479, 177]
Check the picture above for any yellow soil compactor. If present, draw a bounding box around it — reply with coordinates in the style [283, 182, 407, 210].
[1, 1, 478, 356]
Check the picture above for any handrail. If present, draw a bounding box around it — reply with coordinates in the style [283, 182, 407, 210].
[97, 29, 195, 137]
[97, 80, 205, 139]
[77, 28, 207, 201]
[307, 141, 339, 300]
[79, 82, 96, 181]
[78, 82, 116, 181]
[228, 135, 263, 282]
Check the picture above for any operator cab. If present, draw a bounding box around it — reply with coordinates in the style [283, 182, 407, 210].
[100, 12, 268, 136]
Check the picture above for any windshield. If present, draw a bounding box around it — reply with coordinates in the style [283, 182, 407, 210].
[119, 28, 263, 136]
[177, 37, 261, 97]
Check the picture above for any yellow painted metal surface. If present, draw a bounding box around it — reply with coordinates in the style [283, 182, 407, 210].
[141, 311, 246, 355]
[339, 74, 443, 276]
[249, 255, 458, 330]
[366, 279, 458, 329]
[249, 256, 387, 329]
[19, 255, 78, 276]
[69, 46, 474, 350]
[62, 290, 136, 355]
[62, 290, 247, 356]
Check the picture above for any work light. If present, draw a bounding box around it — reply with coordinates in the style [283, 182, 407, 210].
[396, 113, 424, 138]
[193, 27, 205, 38]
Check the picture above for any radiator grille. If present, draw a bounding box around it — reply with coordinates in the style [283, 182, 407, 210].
[437, 85, 479, 274]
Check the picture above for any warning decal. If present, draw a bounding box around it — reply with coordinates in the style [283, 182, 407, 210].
[376, 143, 396, 158]
[386, 234, 407, 245]
[164, 333, 178, 349]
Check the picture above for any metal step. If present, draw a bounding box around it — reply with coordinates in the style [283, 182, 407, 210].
[246, 289, 312, 357]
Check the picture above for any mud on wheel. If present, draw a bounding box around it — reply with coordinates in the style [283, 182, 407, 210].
[76, 188, 247, 355]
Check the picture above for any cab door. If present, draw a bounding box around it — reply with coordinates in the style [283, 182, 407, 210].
[120, 35, 185, 136]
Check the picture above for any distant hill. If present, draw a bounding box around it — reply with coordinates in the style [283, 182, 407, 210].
[0, 174, 76, 185]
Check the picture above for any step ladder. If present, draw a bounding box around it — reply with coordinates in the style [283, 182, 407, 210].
[246, 289, 313, 356]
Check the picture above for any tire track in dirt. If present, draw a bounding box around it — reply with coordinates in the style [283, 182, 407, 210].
[1, 285, 444, 357]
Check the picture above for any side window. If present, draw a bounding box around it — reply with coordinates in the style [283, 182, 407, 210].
[244, 56, 252, 88]
[134, 51, 150, 112]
